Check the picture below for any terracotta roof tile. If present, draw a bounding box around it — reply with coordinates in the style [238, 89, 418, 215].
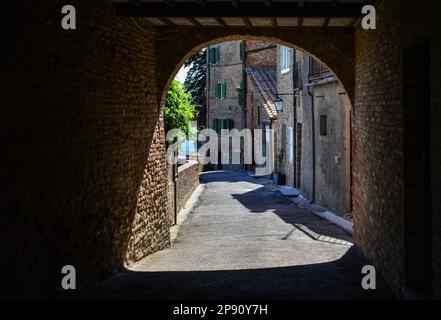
[245, 66, 278, 119]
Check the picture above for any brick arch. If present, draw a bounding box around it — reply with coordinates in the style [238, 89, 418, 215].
[155, 28, 355, 109]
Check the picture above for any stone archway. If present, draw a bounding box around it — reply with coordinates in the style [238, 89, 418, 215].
[154, 28, 355, 110]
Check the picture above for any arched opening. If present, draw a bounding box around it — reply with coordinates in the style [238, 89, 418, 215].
[8, 0, 440, 299]
[101, 38, 371, 300]
[160, 37, 353, 218]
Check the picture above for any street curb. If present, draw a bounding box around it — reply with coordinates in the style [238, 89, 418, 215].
[289, 196, 353, 235]
[170, 182, 206, 243]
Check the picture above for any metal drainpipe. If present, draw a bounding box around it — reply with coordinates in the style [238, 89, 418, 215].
[292, 60, 297, 188]
[173, 161, 177, 226]
[307, 84, 316, 203]
[206, 49, 210, 134]
[242, 40, 248, 170]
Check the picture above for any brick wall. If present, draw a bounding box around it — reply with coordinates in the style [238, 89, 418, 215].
[166, 161, 202, 225]
[3, 0, 169, 296]
[176, 161, 203, 214]
[246, 41, 277, 67]
[5, 0, 440, 298]
[431, 0, 441, 299]
[353, 0, 441, 297]
[353, 0, 404, 295]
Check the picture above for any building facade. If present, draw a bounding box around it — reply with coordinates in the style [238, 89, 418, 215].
[206, 40, 351, 216]
[206, 41, 245, 169]
[275, 47, 352, 216]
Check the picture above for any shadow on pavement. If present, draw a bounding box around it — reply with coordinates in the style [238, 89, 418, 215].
[77, 246, 395, 300]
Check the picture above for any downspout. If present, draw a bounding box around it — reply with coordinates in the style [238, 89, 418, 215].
[307, 84, 316, 203]
[242, 40, 247, 169]
[292, 59, 297, 188]
[173, 159, 178, 226]
[206, 49, 210, 131]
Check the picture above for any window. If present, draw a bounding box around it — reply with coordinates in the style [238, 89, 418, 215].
[320, 115, 327, 136]
[215, 82, 226, 100]
[212, 118, 234, 134]
[209, 46, 220, 64]
[280, 46, 291, 74]
[239, 42, 244, 61]
[288, 127, 294, 164]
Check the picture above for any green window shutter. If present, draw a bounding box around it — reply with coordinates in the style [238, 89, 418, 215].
[208, 48, 212, 64]
[222, 82, 226, 100]
[216, 47, 220, 64]
[222, 119, 228, 131]
[240, 42, 244, 61]
[213, 119, 222, 134]
[217, 119, 222, 134]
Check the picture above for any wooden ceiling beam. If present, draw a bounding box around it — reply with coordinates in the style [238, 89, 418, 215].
[157, 17, 176, 26]
[186, 17, 202, 26]
[242, 17, 252, 27]
[271, 16, 277, 28]
[214, 17, 227, 27]
[114, 2, 365, 18]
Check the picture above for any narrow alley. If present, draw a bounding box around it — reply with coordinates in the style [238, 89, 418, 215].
[85, 170, 394, 299]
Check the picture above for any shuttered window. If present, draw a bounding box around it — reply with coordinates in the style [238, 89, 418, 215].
[209, 47, 220, 64]
[215, 82, 226, 100]
[215, 47, 220, 64]
[212, 118, 234, 134]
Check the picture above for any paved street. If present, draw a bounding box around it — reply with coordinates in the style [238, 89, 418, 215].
[85, 170, 394, 299]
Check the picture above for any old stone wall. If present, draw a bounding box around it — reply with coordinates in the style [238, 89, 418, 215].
[5, 0, 440, 299]
[353, 0, 441, 297]
[246, 41, 277, 67]
[353, 0, 404, 296]
[207, 41, 244, 131]
[176, 161, 203, 214]
[3, 0, 169, 296]
[312, 80, 351, 215]
[430, 0, 441, 299]
[274, 45, 295, 186]
[166, 161, 202, 225]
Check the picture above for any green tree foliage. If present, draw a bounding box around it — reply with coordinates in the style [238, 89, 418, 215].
[164, 80, 195, 136]
[184, 49, 207, 127]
